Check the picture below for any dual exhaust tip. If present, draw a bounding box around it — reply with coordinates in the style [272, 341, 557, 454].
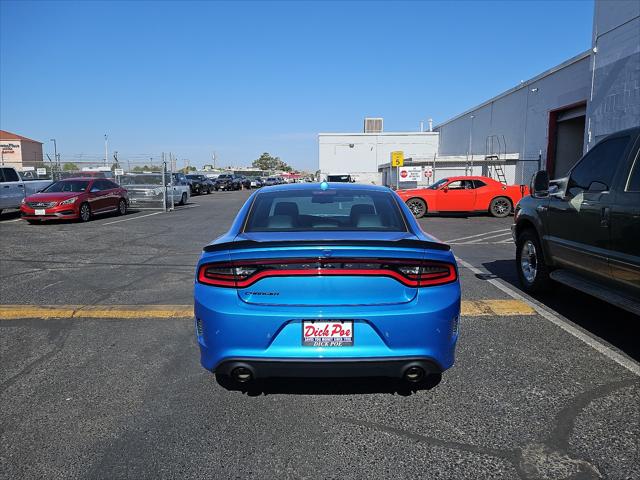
[229, 364, 428, 384]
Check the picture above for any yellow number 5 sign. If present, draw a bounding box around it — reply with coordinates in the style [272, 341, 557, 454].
[391, 151, 404, 167]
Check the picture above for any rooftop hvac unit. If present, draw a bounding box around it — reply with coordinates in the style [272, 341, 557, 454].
[364, 117, 383, 133]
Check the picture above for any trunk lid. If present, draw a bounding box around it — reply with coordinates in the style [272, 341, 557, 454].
[225, 232, 439, 306]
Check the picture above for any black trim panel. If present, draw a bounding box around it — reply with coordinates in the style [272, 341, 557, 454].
[214, 356, 443, 378]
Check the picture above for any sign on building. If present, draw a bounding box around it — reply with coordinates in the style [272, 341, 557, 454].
[399, 166, 422, 181]
[391, 151, 404, 167]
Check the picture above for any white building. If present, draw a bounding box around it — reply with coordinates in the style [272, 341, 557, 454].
[435, 0, 639, 180]
[318, 131, 439, 185]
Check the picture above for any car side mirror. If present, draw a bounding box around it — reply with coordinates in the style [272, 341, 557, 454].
[587, 181, 608, 193]
[530, 170, 549, 198]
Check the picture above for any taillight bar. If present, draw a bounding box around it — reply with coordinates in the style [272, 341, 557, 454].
[197, 258, 456, 288]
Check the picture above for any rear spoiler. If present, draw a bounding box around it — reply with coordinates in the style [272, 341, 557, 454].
[203, 239, 450, 253]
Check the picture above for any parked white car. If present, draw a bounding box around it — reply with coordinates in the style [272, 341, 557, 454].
[119, 173, 190, 208]
[0, 167, 53, 214]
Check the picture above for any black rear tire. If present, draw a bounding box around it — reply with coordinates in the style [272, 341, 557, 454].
[490, 197, 512, 217]
[516, 228, 551, 293]
[179, 192, 187, 206]
[406, 198, 427, 218]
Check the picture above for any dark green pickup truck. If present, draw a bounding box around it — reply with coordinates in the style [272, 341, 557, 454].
[512, 126, 640, 316]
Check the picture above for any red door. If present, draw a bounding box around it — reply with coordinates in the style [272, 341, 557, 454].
[437, 179, 476, 211]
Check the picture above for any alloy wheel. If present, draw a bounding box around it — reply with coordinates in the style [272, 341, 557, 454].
[80, 204, 90, 222]
[520, 240, 537, 284]
[493, 199, 510, 216]
[406, 199, 426, 217]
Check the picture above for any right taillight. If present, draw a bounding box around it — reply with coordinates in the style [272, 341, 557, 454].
[418, 262, 457, 286]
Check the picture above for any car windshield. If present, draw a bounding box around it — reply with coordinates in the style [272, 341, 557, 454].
[426, 178, 449, 189]
[42, 180, 90, 193]
[217, 174, 232, 180]
[119, 175, 163, 185]
[244, 188, 407, 232]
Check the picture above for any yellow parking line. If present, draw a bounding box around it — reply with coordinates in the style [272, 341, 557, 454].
[0, 305, 192, 319]
[0, 300, 535, 320]
[461, 299, 535, 316]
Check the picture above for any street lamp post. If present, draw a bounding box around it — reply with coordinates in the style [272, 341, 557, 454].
[104, 134, 108, 166]
[50, 139, 58, 174]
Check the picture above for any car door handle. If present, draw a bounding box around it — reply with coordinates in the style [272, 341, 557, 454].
[600, 207, 610, 228]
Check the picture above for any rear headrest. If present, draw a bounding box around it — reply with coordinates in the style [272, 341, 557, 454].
[350, 204, 375, 220]
[356, 214, 382, 228]
[267, 215, 294, 229]
[274, 202, 299, 217]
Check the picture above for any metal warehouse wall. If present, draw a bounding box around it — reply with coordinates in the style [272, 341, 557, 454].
[318, 132, 439, 184]
[435, 53, 591, 166]
[587, 0, 640, 147]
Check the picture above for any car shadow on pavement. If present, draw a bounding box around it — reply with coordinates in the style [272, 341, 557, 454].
[482, 259, 640, 362]
[216, 374, 442, 396]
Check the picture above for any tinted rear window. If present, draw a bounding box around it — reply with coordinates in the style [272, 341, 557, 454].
[244, 188, 407, 232]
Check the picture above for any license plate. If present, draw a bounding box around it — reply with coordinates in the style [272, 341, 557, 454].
[302, 320, 353, 347]
[35, 209, 46, 216]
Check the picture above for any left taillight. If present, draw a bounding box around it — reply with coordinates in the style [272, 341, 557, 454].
[197, 263, 257, 288]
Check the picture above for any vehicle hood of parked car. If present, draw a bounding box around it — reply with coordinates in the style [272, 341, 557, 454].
[25, 191, 85, 202]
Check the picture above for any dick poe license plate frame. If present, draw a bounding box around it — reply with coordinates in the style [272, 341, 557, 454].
[302, 320, 354, 347]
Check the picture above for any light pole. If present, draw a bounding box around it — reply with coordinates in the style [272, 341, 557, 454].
[104, 134, 108, 166]
[50, 139, 58, 173]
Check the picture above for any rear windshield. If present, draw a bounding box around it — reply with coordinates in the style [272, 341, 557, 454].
[42, 180, 90, 193]
[244, 188, 407, 232]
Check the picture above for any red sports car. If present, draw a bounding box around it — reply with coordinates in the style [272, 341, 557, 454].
[20, 178, 128, 223]
[396, 176, 529, 218]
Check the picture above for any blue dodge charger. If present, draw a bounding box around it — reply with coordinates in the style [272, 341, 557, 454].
[194, 182, 460, 384]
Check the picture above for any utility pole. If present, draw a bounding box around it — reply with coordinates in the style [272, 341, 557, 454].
[104, 134, 108, 166]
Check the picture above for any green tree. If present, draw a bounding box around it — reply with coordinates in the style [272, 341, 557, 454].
[63, 162, 79, 171]
[252, 152, 293, 172]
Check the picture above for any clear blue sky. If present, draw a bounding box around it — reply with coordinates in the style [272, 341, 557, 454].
[1, 0, 594, 171]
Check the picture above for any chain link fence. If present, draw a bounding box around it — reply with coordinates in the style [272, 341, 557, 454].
[28, 154, 187, 212]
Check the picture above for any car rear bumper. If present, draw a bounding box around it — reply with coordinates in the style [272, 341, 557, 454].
[194, 282, 461, 377]
[214, 357, 442, 379]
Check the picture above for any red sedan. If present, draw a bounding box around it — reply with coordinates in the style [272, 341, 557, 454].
[396, 176, 529, 218]
[20, 178, 128, 223]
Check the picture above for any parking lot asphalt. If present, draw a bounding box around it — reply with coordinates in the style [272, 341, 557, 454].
[1, 191, 638, 480]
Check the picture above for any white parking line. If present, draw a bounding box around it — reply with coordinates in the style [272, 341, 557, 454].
[457, 231, 513, 244]
[102, 212, 162, 225]
[456, 257, 640, 376]
[0, 218, 23, 224]
[445, 228, 511, 243]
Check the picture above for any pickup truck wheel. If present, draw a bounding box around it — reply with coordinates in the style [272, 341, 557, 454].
[490, 197, 512, 217]
[516, 229, 550, 292]
[179, 192, 187, 206]
[406, 198, 427, 218]
[79, 202, 91, 222]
